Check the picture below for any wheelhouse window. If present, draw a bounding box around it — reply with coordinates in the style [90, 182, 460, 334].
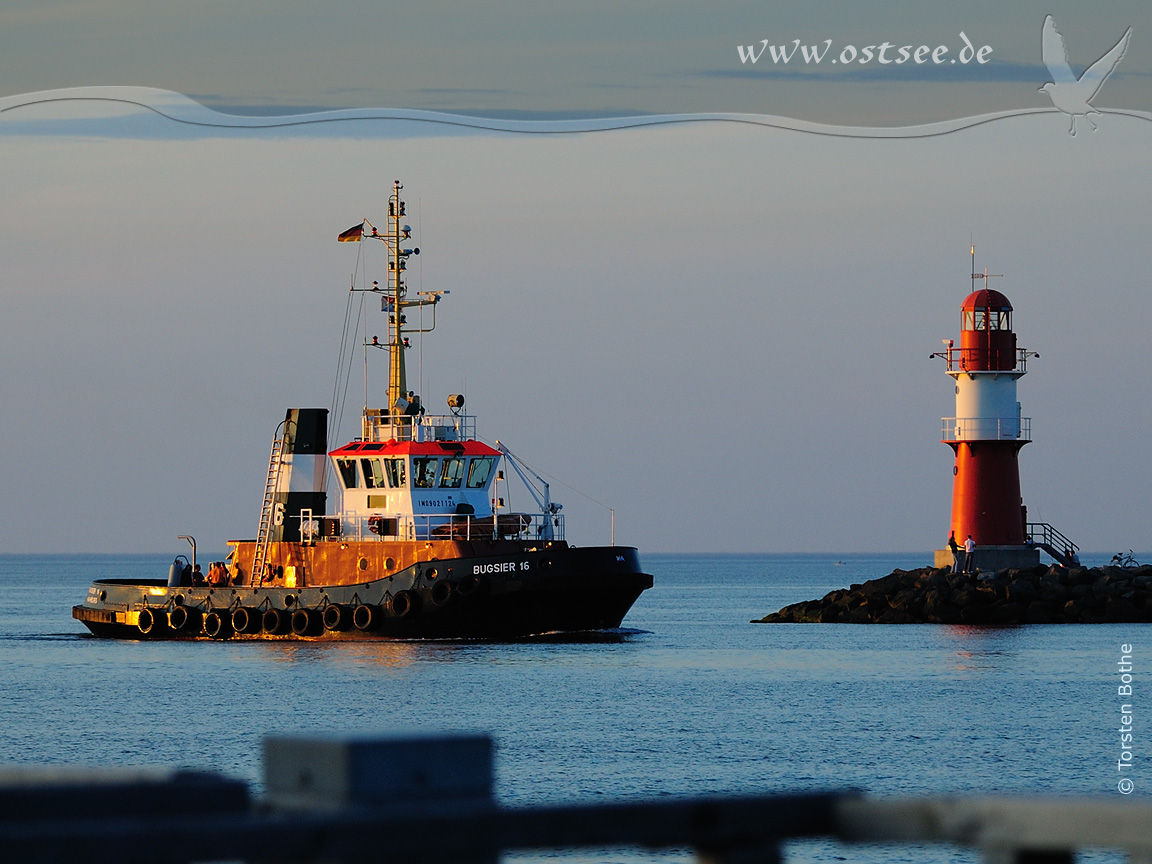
[337, 459, 359, 488]
[384, 457, 406, 488]
[413, 457, 439, 488]
[467, 457, 495, 489]
[439, 456, 466, 488]
[361, 458, 386, 489]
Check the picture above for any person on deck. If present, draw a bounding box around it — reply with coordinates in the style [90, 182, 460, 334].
[963, 535, 976, 574]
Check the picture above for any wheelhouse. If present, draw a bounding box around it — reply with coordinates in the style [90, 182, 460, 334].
[329, 439, 501, 539]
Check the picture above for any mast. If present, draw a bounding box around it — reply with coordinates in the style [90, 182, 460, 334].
[344, 181, 447, 441]
[386, 180, 411, 413]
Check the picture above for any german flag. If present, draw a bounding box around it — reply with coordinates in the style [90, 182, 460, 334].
[338, 222, 364, 242]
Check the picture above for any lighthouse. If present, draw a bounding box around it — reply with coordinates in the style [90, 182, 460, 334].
[932, 261, 1043, 572]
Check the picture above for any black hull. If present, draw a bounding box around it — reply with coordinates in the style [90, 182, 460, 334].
[73, 546, 652, 641]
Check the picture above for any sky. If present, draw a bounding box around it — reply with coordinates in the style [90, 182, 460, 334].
[0, 3, 1149, 556]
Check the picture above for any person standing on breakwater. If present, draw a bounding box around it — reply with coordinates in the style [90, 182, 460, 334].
[948, 533, 960, 572]
[963, 535, 976, 573]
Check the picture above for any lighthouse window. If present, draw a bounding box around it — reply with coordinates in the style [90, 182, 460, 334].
[439, 456, 466, 488]
[973, 308, 987, 330]
[962, 310, 975, 330]
[337, 459, 359, 488]
[467, 457, 494, 489]
[384, 457, 406, 488]
[361, 458, 386, 489]
[413, 457, 439, 488]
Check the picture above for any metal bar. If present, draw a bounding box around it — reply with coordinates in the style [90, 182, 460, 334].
[9, 735, 1152, 864]
[0, 793, 842, 864]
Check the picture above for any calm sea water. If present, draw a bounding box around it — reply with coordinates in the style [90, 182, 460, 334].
[0, 552, 1144, 863]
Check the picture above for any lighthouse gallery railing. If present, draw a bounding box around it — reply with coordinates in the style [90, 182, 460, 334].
[933, 346, 1035, 373]
[941, 416, 1031, 441]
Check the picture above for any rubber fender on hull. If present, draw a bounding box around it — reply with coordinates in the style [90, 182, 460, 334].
[262, 607, 291, 635]
[232, 607, 262, 635]
[204, 610, 233, 640]
[455, 575, 481, 596]
[137, 607, 167, 635]
[168, 605, 201, 632]
[430, 580, 453, 607]
[388, 590, 420, 618]
[322, 604, 352, 631]
[291, 608, 322, 636]
[352, 604, 381, 631]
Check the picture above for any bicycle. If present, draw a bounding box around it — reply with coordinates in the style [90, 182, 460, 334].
[1111, 550, 1141, 568]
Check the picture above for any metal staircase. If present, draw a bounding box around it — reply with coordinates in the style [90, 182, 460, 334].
[1026, 522, 1079, 567]
[251, 424, 288, 585]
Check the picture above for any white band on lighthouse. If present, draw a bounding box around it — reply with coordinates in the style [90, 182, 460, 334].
[946, 372, 1028, 441]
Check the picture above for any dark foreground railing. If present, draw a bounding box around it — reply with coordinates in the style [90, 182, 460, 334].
[1, 733, 1148, 864]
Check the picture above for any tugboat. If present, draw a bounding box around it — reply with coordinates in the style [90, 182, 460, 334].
[73, 181, 653, 640]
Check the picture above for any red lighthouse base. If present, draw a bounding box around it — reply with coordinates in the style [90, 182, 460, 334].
[949, 440, 1027, 546]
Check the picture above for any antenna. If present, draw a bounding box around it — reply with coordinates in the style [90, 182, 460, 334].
[969, 244, 1002, 289]
[972, 266, 1003, 289]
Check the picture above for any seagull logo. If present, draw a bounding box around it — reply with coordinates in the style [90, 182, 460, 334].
[1039, 15, 1132, 135]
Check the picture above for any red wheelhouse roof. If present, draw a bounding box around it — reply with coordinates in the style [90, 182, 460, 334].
[330, 439, 500, 458]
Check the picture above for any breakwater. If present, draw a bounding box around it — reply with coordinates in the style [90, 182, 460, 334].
[755, 564, 1152, 624]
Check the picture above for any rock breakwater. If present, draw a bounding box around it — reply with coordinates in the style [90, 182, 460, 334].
[755, 564, 1152, 624]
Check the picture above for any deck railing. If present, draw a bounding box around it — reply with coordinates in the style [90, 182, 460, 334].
[361, 409, 476, 443]
[299, 511, 565, 543]
[2, 732, 1147, 864]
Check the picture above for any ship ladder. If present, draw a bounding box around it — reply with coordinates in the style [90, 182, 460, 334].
[251, 426, 288, 586]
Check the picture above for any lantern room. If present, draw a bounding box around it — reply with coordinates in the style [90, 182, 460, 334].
[958, 289, 1017, 371]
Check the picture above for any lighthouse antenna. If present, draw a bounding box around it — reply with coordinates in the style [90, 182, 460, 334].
[970, 245, 1002, 290]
